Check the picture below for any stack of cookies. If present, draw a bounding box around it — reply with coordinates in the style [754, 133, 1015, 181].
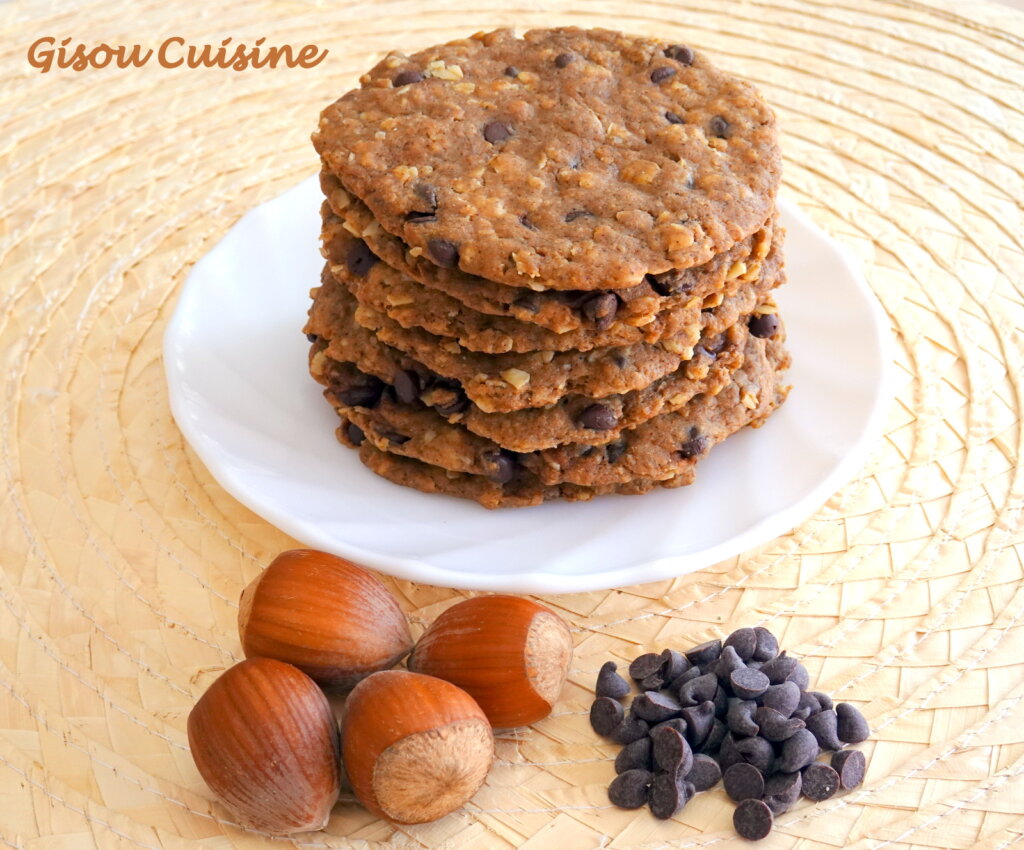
[305, 27, 789, 508]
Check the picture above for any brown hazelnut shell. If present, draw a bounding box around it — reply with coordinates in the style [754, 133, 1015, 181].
[238, 549, 412, 689]
[409, 595, 573, 727]
[342, 670, 493, 824]
[187, 657, 340, 834]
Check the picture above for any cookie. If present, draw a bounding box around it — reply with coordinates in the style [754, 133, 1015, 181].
[319, 334, 789, 487]
[321, 171, 775, 334]
[352, 441, 688, 509]
[323, 210, 782, 354]
[313, 27, 780, 289]
[313, 314, 752, 452]
[307, 265, 783, 413]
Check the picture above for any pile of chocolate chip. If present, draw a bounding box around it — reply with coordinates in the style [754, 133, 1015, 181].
[590, 627, 869, 840]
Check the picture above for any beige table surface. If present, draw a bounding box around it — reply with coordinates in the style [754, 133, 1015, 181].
[1, 0, 1023, 848]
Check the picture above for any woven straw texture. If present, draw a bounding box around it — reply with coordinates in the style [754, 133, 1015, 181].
[2, 0, 1023, 847]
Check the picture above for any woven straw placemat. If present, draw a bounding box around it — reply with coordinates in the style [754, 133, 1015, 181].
[2, 0, 1023, 847]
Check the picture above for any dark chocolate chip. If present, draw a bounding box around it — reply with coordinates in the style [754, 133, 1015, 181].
[482, 450, 516, 485]
[629, 652, 665, 682]
[513, 293, 541, 314]
[802, 763, 840, 801]
[649, 773, 693, 820]
[680, 701, 715, 749]
[710, 645, 745, 682]
[611, 711, 651, 745]
[650, 66, 676, 84]
[431, 383, 469, 416]
[345, 240, 378, 277]
[762, 771, 802, 814]
[646, 268, 690, 297]
[554, 52, 574, 68]
[792, 707, 812, 722]
[779, 729, 819, 772]
[713, 684, 729, 718]
[734, 798, 773, 841]
[564, 209, 593, 222]
[639, 672, 665, 691]
[607, 769, 651, 809]
[723, 628, 757, 662]
[404, 210, 437, 223]
[651, 723, 693, 775]
[393, 370, 421, 404]
[633, 691, 683, 723]
[753, 627, 779, 661]
[709, 115, 730, 138]
[659, 649, 689, 683]
[615, 736, 653, 774]
[730, 667, 770, 700]
[831, 748, 866, 789]
[735, 735, 774, 775]
[581, 292, 618, 331]
[427, 238, 459, 269]
[664, 44, 695, 65]
[811, 691, 834, 711]
[748, 313, 780, 339]
[503, 65, 519, 77]
[518, 213, 537, 230]
[665, 111, 685, 124]
[762, 682, 801, 718]
[344, 421, 365, 446]
[797, 691, 822, 717]
[606, 439, 628, 463]
[760, 652, 797, 685]
[754, 707, 805, 742]
[611, 351, 629, 368]
[836, 703, 870, 743]
[578, 403, 618, 431]
[651, 717, 687, 738]
[678, 672, 718, 707]
[701, 717, 728, 753]
[379, 429, 409, 445]
[805, 709, 843, 751]
[668, 665, 701, 694]
[724, 762, 765, 802]
[678, 435, 710, 460]
[718, 732, 742, 771]
[336, 375, 385, 408]
[686, 753, 722, 791]
[786, 663, 810, 691]
[595, 661, 631, 700]
[727, 699, 760, 737]
[483, 121, 513, 143]
[685, 639, 722, 667]
[305, 332, 319, 342]
[590, 695, 626, 735]
[392, 69, 423, 87]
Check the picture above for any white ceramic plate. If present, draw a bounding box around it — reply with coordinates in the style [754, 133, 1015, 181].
[164, 176, 891, 593]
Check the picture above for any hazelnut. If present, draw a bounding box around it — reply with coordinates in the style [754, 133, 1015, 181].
[238, 549, 413, 690]
[187, 657, 340, 834]
[409, 595, 574, 727]
[342, 670, 493, 823]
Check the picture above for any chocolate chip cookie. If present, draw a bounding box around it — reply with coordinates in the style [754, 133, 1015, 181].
[323, 210, 782, 353]
[321, 171, 775, 335]
[320, 334, 788, 488]
[314, 27, 780, 289]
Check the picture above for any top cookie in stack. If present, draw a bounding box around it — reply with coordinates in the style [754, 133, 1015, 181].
[306, 27, 789, 508]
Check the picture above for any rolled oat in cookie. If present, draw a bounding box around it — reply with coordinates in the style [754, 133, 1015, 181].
[313, 27, 780, 289]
